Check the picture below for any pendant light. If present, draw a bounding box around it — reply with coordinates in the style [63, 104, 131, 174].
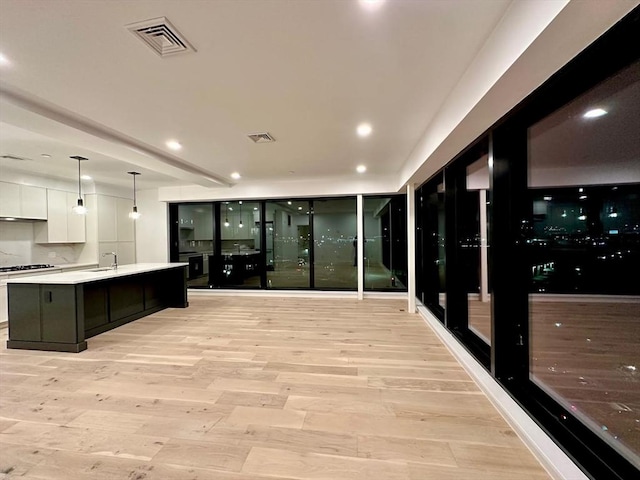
[70, 156, 88, 214]
[128, 171, 141, 219]
[224, 202, 230, 227]
[238, 201, 243, 228]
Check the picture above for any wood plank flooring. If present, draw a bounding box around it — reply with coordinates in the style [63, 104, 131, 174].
[0, 296, 550, 479]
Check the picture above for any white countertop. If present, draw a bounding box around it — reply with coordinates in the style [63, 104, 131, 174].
[7, 263, 187, 285]
[1, 262, 99, 278]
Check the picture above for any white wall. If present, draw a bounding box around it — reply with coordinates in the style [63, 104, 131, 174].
[401, 0, 636, 188]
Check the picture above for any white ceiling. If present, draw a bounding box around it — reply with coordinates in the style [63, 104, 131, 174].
[0, 0, 513, 191]
[0, 1, 636, 196]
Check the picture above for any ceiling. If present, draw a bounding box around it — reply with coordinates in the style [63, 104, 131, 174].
[0, 0, 514, 191]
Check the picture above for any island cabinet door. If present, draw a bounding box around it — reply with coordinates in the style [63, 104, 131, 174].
[8, 285, 42, 341]
[83, 284, 108, 332]
[41, 285, 80, 343]
[109, 278, 144, 322]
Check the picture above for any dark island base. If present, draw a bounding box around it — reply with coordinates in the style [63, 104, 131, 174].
[6, 339, 88, 353]
[7, 266, 188, 353]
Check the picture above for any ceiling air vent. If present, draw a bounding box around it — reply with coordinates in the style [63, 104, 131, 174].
[1, 154, 32, 161]
[126, 17, 196, 57]
[247, 132, 275, 144]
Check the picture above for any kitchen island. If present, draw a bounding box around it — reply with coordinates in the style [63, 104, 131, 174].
[6, 263, 188, 353]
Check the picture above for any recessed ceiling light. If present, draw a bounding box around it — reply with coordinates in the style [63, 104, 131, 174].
[356, 165, 367, 173]
[357, 123, 372, 137]
[231, 172, 241, 180]
[40, 153, 51, 158]
[4, 217, 16, 221]
[81, 175, 92, 180]
[0, 53, 10, 66]
[359, 0, 386, 11]
[583, 108, 607, 119]
[166, 140, 182, 150]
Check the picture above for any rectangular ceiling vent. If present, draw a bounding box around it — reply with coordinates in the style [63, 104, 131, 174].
[247, 132, 275, 144]
[126, 17, 196, 57]
[1, 154, 32, 161]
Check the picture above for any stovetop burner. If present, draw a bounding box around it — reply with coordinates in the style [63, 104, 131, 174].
[0, 264, 55, 273]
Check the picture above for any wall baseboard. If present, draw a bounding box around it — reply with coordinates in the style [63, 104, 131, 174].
[417, 305, 588, 480]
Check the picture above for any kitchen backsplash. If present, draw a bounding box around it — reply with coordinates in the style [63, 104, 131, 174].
[0, 221, 84, 266]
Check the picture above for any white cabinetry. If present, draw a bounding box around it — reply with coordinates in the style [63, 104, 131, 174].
[0, 181, 47, 219]
[34, 190, 86, 243]
[95, 195, 136, 267]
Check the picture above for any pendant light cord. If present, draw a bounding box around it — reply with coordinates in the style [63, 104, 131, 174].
[77, 159, 82, 199]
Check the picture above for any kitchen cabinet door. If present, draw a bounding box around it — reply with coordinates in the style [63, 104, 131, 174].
[20, 185, 47, 219]
[117, 241, 136, 266]
[97, 195, 117, 242]
[0, 182, 20, 217]
[66, 192, 86, 242]
[34, 190, 85, 243]
[116, 197, 135, 241]
[43, 189, 68, 242]
[41, 285, 78, 343]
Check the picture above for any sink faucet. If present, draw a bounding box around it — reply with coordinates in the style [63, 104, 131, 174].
[103, 252, 117, 269]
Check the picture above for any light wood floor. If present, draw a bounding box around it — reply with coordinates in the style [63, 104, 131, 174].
[0, 296, 550, 479]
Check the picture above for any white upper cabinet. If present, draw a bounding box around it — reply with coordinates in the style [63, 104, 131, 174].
[116, 197, 135, 242]
[0, 181, 47, 219]
[34, 190, 86, 243]
[97, 195, 117, 242]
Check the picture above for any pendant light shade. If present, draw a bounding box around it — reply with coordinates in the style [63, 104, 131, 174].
[224, 202, 230, 227]
[128, 171, 141, 219]
[70, 156, 88, 214]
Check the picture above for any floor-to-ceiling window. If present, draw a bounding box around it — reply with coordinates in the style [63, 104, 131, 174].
[413, 9, 639, 478]
[527, 59, 640, 468]
[465, 155, 491, 345]
[177, 203, 213, 288]
[443, 139, 491, 366]
[416, 173, 446, 320]
[312, 198, 357, 290]
[363, 195, 407, 291]
[217, 200, 262, 288]
[264, 199, 311, 289]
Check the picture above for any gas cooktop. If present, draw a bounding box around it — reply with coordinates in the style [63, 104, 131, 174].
[0, 264, 55, 273]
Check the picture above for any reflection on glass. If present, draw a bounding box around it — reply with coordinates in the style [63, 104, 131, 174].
[265, 200, 310, 288]
[219, 201, 261, 288]
[465, 156, 491, 345]
[363, 195, 407, 291]
[313, 198, 357, 290]
[178, 203, 213, 288]
[417, 174, 446, 320]
[528, 60, 640, 464]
